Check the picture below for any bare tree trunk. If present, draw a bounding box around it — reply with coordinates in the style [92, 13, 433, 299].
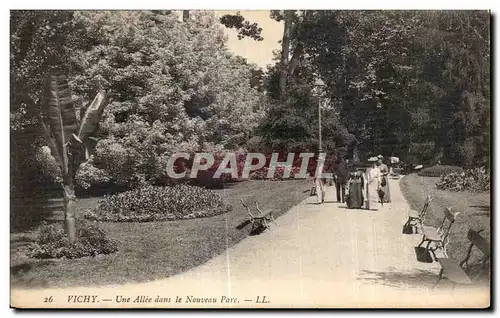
[63, 175, 77, 244]
[279, 10, 293, 100]
[183, 10, 190, 22]
[63, 145, 80, 244]
[287, 41, 303, 77]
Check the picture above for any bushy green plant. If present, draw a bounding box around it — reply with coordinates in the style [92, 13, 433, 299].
[418, 165, 463, 177]
[75, 162, 111, 189]
[29, 222, 118, 259]
[84, 185, 231, 222]
[249, 166, 303, 181]
[436, 167, 490, 192]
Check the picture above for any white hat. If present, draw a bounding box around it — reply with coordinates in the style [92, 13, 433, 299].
[377, 154, 383, 159]
[368, 157, 378, 162]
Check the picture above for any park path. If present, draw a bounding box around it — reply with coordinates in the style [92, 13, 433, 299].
[12, 178, 489, 308]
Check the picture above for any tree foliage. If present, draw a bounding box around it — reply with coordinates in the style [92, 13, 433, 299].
[219, 12, 263, 41]
[11, 10, 491, 197]
[260, 10, 490, 167]
[11, 10, 268, 190]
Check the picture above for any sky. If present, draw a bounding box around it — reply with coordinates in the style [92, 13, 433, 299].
[217, 10, 283, 69]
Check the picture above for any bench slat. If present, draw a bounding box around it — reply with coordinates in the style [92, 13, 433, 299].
[437, 258, 472, 284]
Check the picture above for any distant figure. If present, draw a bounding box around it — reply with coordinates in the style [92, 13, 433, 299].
[376, 155, 391, 203]
[366, 157, 381, 210]
[310, 152, 326, 204]
[346, 170, 364, 209]
[333, 156, 350, 203]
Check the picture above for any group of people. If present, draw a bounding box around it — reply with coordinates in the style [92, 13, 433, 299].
[313, 154, 392, 211]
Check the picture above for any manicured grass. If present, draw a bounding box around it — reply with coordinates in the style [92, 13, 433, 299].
[400, 174, 490, 280]
[11, 180, 310, 289]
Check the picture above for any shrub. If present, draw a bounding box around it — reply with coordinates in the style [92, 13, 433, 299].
[35, 146, 62, 184]
[76, 162, 111, 190]
[417, 165, 463, 177]
[250, 165, 303, 181]
[91, 139, 146, 188]
[29, 222, 118, 259]
[436, 167, 490, 192]
[84, 185, 231, 222]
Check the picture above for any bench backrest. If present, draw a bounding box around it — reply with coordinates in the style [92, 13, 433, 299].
[460, 229, 490, 270]
[467, 229, 490, 258]
[419, 195, 433, 220]
[240, 198, 256, 219]
[437, 206, 460, 244]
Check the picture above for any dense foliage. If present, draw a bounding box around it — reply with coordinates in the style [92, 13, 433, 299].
[436, 167, 490, 192]
[320, 11, 490, 167]
[259, 10, 490, 167]
[11, 10, 490, 194]
[84, 184, 231, 222]
[11, 10, 266, 192]
[69, 11, 266, 188]
[29, 222, 118, 259]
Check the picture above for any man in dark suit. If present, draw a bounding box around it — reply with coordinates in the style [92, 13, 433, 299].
[333, 156, 350, 203]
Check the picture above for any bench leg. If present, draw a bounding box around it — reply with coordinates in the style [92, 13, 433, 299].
[415, 221, 422, 234]
[425, 241, 436, 262]
[417, 236, 426, 248]
[429, 247, 438, 262]
[441, 248, 448, 258]
[250, 220, 257, 233]
[271, 216, 277, 227]
[262, 219, 269, 231]
[433, 268, 444, 289]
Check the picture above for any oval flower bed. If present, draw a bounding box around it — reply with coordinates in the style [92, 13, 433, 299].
[84, 184, 232, 222]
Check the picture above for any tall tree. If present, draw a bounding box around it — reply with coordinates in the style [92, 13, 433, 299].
[71, 11, 266, 187]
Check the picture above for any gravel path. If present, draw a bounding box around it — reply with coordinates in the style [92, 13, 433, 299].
[12, 178, 490, 308]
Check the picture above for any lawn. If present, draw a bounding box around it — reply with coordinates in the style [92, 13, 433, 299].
[10, 180, 311, 289]
[400, 174, 490, 280]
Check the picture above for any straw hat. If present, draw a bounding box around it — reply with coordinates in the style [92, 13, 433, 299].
[368, 157, 378, 162]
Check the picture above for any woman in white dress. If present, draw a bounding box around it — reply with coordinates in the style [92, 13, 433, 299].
[365, 158, 382, 210]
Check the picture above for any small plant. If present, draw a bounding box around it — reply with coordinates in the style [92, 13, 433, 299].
[436, 167, 490, 192]
[84, 185, 231, 222]
[29, 221, 118, 259]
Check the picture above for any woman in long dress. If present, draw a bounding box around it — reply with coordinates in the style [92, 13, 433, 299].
[347, 170, 364, 209]
[365, 159, 382, 210]
[377, 156, 391, 203]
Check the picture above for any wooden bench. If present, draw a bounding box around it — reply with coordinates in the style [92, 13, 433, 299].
[240, 199, 277, 232]
[403, 195, 433, 234]
[416, 206, 460, 260]
[434, 228, 490, 288]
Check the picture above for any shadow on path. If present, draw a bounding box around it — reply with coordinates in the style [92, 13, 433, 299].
[358, 268, 438, 289]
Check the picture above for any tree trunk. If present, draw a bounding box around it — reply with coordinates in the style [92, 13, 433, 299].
[279, 11, 293, 100]
[183, 10, 190, 22]
[63, 146, 79, 244]
[287, 41, 303, 77]
[63, 177, 77, 244]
